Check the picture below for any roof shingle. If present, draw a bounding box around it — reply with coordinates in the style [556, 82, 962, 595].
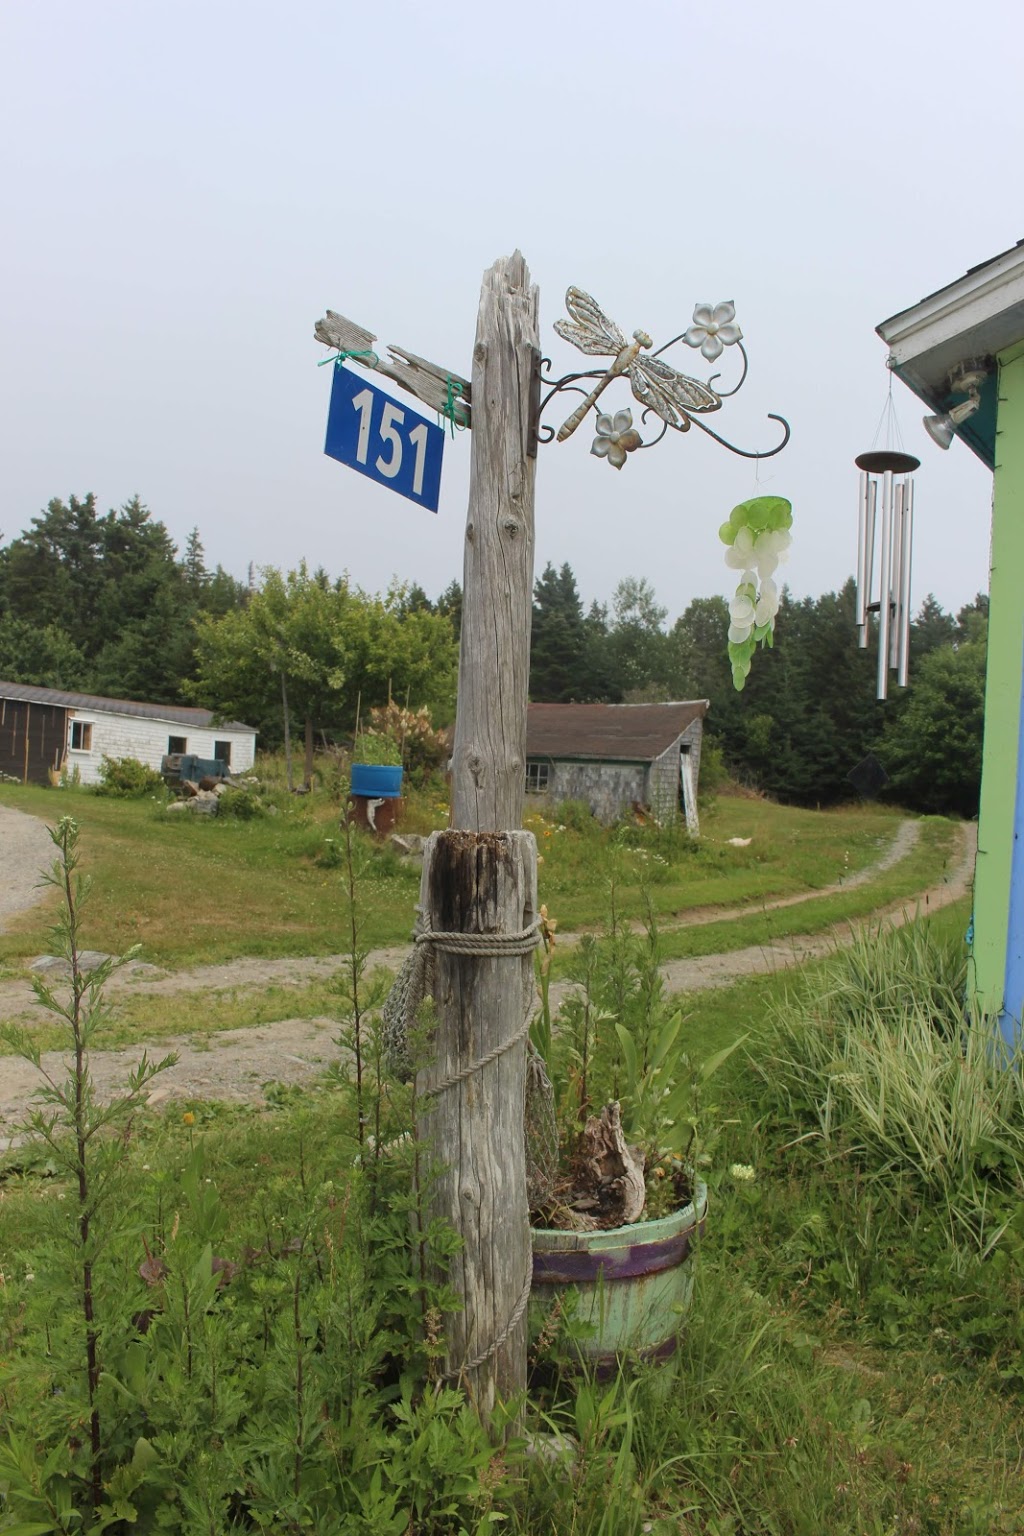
[0, 680, 255, 734]
[526, 701, 707, 762]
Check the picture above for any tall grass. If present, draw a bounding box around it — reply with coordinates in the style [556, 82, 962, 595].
[754, 925, 1024, 1244]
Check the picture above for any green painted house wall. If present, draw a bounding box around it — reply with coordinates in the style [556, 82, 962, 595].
[973, 339, 1024, 1014]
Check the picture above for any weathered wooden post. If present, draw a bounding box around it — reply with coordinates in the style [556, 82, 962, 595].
[415, 253, 539, 1414]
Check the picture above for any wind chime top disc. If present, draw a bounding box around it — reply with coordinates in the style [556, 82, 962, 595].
[854, 450, 920, 474]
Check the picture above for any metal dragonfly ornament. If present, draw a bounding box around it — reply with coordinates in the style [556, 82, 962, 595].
[535, 287, 790, 467]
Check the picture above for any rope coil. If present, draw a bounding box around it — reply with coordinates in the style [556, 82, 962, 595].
[380, 912, 557, 1207]
[423, 1012, 532, 1101]
[439, 1267, 532, 1382]
[417, 921, 540, 957]
[382, 915, 539, 1083]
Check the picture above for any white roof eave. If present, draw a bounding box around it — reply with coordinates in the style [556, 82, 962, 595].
[877, 243, 1024, 407]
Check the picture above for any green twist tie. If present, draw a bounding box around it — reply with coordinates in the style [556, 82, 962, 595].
[318, 348, 380, 369]
[439, 375, 468, 437]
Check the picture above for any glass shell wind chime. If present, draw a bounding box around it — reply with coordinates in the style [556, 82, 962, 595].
[854, 381, 919, 700]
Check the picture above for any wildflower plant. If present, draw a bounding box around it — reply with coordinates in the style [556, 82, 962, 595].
[0, 820, 494, 1529]
[535, 888, 744, 1225]
[0, 817, 175, 1521]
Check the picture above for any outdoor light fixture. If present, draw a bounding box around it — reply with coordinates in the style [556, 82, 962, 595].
[922, 362, 987, 450]
[922, 413, 955, 450]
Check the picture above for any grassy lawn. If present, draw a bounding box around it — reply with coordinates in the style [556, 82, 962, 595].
[0, 775, 966, 1083]
[0, 777, 943, 975]
[673, 896, 974, 1068]
[6, 974, 368, 1054]
[651, 813, 961, 961]
[0, 779, 427, 967]
[533, 794, 912, 928]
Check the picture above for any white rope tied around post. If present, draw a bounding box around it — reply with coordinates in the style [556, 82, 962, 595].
[416, 919, 540, 1093]
[380, 909, 558, 1207]
[416, 922, 542, 959]
[381, 912, 540, 1083]
[422, 1010, 532, 1100]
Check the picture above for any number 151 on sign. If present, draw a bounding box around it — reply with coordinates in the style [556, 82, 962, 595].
[324, 364, 445, 513]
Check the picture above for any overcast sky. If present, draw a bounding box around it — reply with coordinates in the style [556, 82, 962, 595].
[1, 1, 1016, 627]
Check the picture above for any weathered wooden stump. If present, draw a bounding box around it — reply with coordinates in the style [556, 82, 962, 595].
[416, 829, 538, 1410]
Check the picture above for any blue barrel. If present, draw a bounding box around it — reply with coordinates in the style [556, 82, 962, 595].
[350, 763, 403, 799]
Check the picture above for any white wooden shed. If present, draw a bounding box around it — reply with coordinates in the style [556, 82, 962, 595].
[0, 681, 257, 787]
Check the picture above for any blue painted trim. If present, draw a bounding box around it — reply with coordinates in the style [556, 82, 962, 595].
[999, 634, 1024, 1050]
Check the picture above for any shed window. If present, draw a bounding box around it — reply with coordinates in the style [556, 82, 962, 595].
[214, 740, 232, 767]
[168, 735, 188, 755]
[69, 721, 93, 752]
[525, 761, 550, 793]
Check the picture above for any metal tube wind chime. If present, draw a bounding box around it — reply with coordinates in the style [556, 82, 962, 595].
[854, 449, 919, 700]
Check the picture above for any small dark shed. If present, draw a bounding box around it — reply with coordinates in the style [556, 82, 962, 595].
[0, 690, 69, 786]
[525, 700, 709, 831]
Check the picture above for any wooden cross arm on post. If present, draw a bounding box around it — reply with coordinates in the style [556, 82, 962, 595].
[314, 309, 472, 426]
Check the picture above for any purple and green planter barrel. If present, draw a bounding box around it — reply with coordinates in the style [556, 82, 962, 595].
[530, 1181, 707, 1369]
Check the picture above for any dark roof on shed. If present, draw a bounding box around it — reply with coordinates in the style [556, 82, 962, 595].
[526, 701, 708, 763]
[0, 680, 255, 735]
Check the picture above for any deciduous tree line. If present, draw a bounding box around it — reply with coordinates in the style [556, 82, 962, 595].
[0, 497, 986, 814]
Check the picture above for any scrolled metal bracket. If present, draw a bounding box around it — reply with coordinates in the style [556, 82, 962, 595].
[526, 346, 543, 459]
[533, 287, 790, 468]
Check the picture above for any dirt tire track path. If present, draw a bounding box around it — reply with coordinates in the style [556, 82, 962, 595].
[0, 803, 54, 929]
[0, 811, 976, 1145]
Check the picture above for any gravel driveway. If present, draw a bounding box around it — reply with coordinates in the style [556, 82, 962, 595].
[0, 803, 55, 930]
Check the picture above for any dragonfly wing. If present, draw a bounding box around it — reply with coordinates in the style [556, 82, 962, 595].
[630, 355, 723, 426]
[553, 287, 628, 357]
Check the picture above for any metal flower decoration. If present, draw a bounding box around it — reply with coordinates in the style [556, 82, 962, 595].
[683, 302, 743, 362]
[534, 287, 789, 466]
[591, 409, 642, 469]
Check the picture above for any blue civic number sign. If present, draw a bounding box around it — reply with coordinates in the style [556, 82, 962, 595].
[324, 364, 444, 513]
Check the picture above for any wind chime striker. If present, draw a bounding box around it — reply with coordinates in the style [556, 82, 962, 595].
[855, 450, 919, 700]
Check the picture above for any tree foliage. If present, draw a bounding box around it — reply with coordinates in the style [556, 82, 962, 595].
[189, 564, 458, 780]
[530, 562, 591, 701]
[0, 493, 989, 817]
[879, 634, 986, 816]
[0, 494, 247, 700]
